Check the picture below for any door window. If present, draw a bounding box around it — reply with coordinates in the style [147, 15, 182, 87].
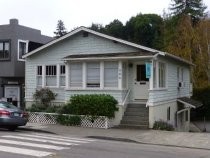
[136, 65, 149, 82]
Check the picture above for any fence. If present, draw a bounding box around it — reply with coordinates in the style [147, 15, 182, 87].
[28, 112, 114, 129]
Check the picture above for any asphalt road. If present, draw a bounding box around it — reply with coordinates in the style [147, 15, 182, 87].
[0, 129, 209, 158]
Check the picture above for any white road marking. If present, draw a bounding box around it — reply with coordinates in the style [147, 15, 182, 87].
[19, 134, 90, 143]
[0, 145, 54, 157]
[2, 135, 77, 146]
[0, 139, 68, 150]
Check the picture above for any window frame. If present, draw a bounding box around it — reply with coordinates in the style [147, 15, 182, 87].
[45, 65, 57, 87]
[0, 40, 11, 61]
[36, 65, 42, 87]
[60, 65, 66, 87]
[86, 62, 100, 88]
[18, 39, 28, 61]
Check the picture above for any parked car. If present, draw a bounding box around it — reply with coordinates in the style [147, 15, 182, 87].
[0, 101, 28, 131]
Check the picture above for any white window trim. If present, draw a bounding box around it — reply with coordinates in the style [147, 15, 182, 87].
[151, 60, 168, 90]
[59, 64, 66, 88]
[45, 65, 57, 88]
[18, 39, 28, 61]
[36, 65, 42, 87]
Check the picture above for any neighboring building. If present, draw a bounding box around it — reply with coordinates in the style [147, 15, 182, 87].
[23, 27, 200, 131]
[0, 19, 52, 108]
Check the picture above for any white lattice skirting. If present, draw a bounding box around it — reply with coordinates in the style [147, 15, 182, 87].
[28, 112, 114, 129]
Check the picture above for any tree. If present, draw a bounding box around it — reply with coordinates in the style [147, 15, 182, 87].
[125, 14, 164, 49]
[170, 0, 207, 25]
[89, 23, 105, 33]
[105, 19, 125, 39]
[54, 20, 68, 38]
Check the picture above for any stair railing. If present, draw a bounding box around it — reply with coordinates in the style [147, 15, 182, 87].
[122, 89, 131, 107]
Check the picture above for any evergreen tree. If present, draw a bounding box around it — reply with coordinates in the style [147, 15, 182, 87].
[170, 0, 207, 25]
[54, 20, 68, 39]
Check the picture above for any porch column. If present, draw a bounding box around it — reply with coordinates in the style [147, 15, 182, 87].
[150, 60, 154, 90]
[65, 62, 70, 89]
[100, 61, 104, 89]
[56, 64, 60, 88]
[118, 60, 123, 90]
[42, 65, 45, 88]
[82, 62, 87, 89]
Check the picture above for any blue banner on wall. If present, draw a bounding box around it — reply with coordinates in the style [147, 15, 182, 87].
[146, 62, 151, 79]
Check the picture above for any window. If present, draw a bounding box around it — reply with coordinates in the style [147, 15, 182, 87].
[37, 66, 42, 86]
[167, 107, 170, 121]
[158, 62, 166, 88]
[18, 40, 28, 60]
[0, 41, 10, 60]
[104, 61, 118, 88]
[86, 62, 100, 87]
[177, 67, 184, 87]
[46, 65, 57, 86]
[136, 65, 149, 82]
[60, 65, 65, 87]
[70, 63, 83, 87]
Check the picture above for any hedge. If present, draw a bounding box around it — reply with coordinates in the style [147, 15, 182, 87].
[60, 94, 118, 119]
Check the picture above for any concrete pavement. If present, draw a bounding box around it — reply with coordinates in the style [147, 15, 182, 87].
[21, 123, 210, 150]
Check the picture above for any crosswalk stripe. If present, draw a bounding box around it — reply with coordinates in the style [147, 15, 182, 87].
[2, 135, 77, 146]
[19, 134, 90, 143]
[0, 145, 54, 157]
[0, 139, 68, 150]
[33, 133, 95, 142]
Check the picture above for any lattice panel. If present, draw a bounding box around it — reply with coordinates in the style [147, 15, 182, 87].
[28, 112, 57, 124]
[28, 112, 114, 129]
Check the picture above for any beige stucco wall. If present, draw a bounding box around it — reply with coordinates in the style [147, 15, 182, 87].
[149, 101, 178, 128]
[112, 105, 126, 126]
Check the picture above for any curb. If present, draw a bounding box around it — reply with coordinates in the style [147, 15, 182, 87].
[87, 136, 210, 151]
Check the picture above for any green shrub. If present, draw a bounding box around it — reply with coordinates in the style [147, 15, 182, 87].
[33, 88, 57, 107]
[153, 120, 174, 131]
[56, 115, 81, 126]
[27, 104, 62, 113]
[61, 94, 118, 119]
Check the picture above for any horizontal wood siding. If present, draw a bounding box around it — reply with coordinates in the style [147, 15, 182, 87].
[25, 32, 138, 103]
[148, 57, 191, 105]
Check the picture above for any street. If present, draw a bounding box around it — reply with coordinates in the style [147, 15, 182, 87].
[0, 129, 209, 158]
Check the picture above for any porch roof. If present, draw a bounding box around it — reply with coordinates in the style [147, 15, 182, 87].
[177, 97, 203, 109]
[62, 51, 157, 61]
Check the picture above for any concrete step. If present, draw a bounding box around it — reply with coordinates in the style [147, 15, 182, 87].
[122, 116, 149, 121]
[127, 104, 146, 108]
[124, 111, 149, 117]
[126, 107, 148, 112]
[118, 124, 149, 129]
[121, 120, 148, 125]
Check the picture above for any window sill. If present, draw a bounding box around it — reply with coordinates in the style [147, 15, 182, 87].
[65, 88, 124, 91]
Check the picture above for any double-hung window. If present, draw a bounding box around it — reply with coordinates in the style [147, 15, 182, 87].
[18, 40, 28, 61]
[37, 66, 42, 86]
[60, 65, 65, 87]
[70, 62, 83, 87]
[46, 65, 57, 86]
[158, 62, 166, 88]
[86, 62, 100, 88]
[0, 41, 10, 60]
[104, 61, 118, 88]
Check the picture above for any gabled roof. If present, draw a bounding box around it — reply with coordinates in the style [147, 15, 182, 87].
[22, 26, 193, 65]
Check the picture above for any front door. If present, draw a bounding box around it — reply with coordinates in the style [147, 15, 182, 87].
[4, 86, 20, 107]
[133, 63, 149, 100]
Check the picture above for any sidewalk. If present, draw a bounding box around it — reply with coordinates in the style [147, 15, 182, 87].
[23, 123, 210, 150]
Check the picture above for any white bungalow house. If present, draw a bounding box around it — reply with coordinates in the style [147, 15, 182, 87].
[23, 27, 200, 131]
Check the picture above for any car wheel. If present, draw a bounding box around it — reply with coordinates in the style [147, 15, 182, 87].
[7, 126, 17, 131]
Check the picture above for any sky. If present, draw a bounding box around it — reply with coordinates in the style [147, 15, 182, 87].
[0, 0, 209, 37]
